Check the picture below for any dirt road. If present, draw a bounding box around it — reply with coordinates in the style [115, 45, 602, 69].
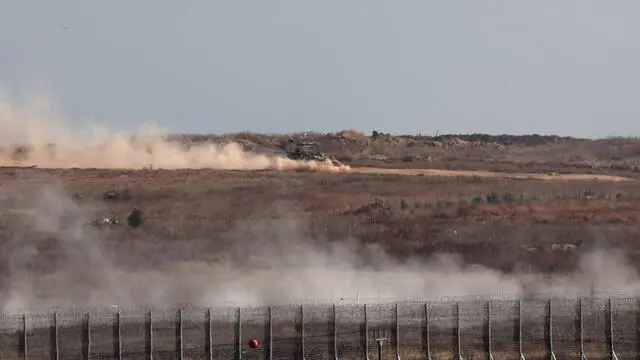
[347, 167, 636, 182]
[1, 160, 636, 182]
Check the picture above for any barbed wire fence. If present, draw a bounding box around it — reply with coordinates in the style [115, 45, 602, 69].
[0, 296, 638, 360]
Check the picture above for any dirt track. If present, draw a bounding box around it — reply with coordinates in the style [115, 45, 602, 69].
[347, 167, 637, 182]
[3, 162, 635, 183]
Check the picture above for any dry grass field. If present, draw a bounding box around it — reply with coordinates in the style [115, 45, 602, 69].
[1, 131, 640, 310]
[1, 131, 640, 358]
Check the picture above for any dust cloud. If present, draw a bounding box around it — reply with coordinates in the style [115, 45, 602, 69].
[0, 87, 349, 172]
[0, 86, 636, 314]
[1, 184, 638, 314]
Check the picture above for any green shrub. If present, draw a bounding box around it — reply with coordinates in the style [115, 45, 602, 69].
[127, 208, 145, 228]
[400, 198, 408, 210]
[486, 192, 501, 204]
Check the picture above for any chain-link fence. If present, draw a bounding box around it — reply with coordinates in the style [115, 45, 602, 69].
[0, 296, 636, 360]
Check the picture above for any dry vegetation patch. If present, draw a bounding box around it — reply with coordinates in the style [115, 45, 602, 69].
[3, 132, 640, 283]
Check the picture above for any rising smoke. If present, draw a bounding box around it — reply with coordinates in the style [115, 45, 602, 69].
[1, 183, 639, 313]
[0, 86, 638, 314]
[0, 86, 348, 172]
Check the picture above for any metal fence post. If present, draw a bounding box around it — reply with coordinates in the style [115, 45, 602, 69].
[85, 312, 91, 360]
[300, 305, 306, 360]
[178, 309, 184, 360]
[268, 306, 273, 360]
[487, 301, 493, 360]
[148, 310, 153, 360]
[548, 299, 556, 360]
[395, 303, 401, 360]
[116, 310, 122, 360]
[237, 307, 242, 360]
[456, 302, 462, 360]
[364, 304, 369, 360]
[425, 303, 432, 360]
[53, 312, 59, 360]
[374, 329, 388, 360]
[608, 298, 618, 360]
[518, 300, 525, 360]
[22, 313, 27, 360]
[207, 308, 213, 360]
[333, 303, 339, 360]
[579, 298, 587, 360]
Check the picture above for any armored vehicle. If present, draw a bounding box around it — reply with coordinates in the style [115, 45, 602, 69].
[286, 147, 330, 162]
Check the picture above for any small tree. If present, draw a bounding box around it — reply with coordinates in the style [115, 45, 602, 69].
[127, 208, 145, 228]
[486, 192, 501, 204]
[400, 198, 409, 210]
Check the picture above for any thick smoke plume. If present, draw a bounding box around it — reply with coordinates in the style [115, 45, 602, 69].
[0, 87, 348, 172]
[1, 184, 639, 313]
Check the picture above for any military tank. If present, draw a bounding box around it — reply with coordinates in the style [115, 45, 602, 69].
[286, 147, 330, 162]
[283, 136, 347, 168]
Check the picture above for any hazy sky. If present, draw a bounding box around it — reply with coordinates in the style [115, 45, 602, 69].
[1, 1, 639, 138]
